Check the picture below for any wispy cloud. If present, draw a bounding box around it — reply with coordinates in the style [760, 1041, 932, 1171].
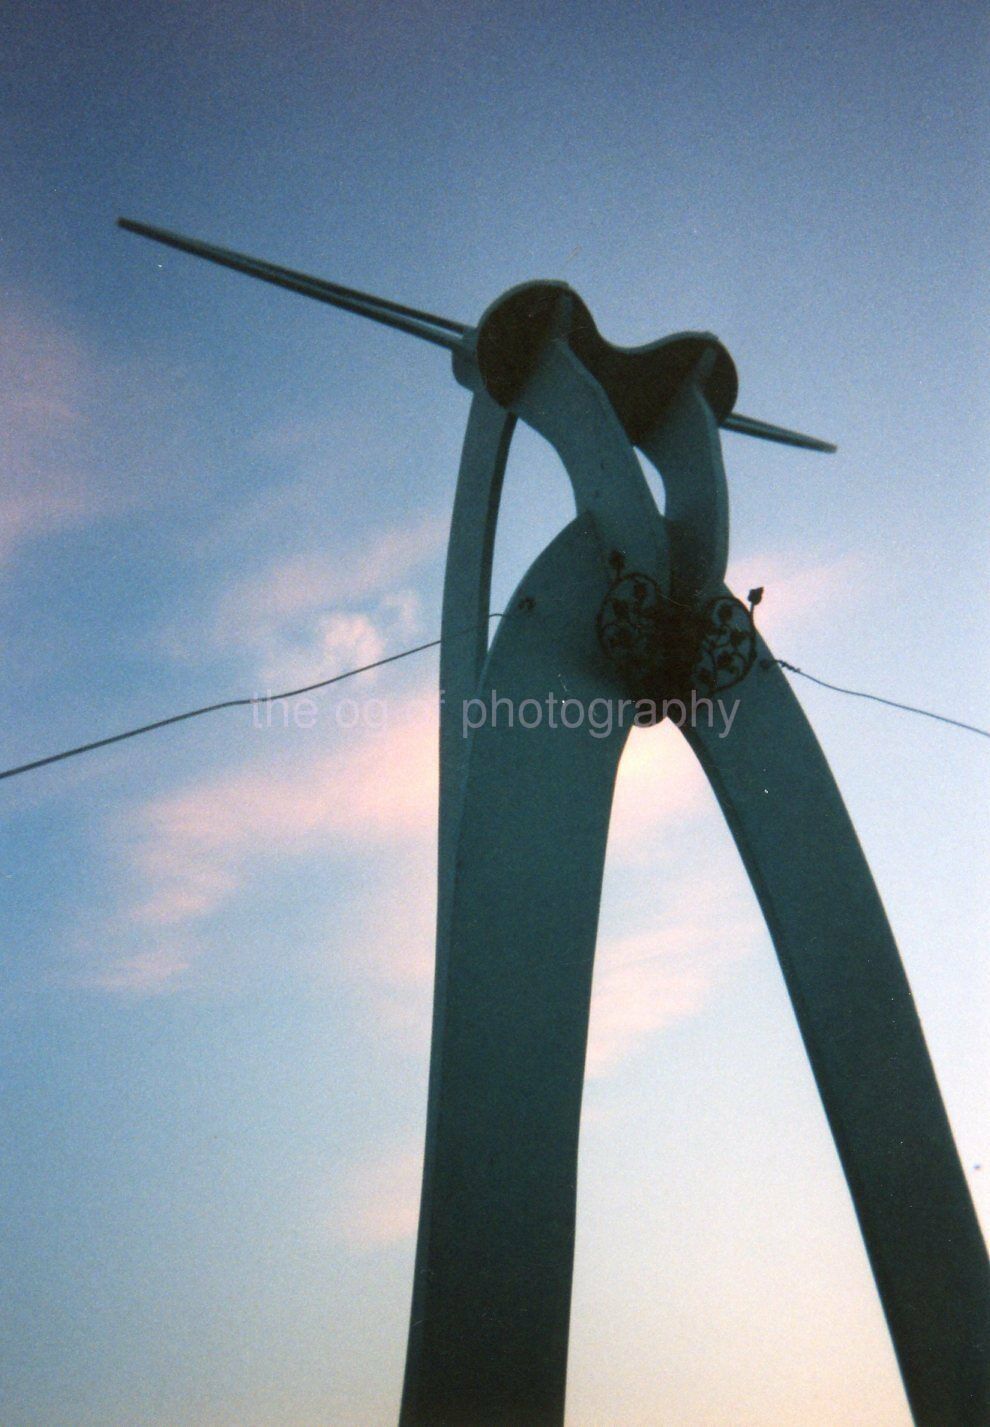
[175, 515, 442, 691]
[587, 873, 761, 1075]
[0, 298, 97, 562]
[0, 489, 91, 564]
[210, 516, 444, 650]
[124, 690, 439, 932]
[256, 608, 389, 691]
[0, 291, 228, 571]
[327, 1142, 424, 1250]
[609, 724, 711, 862]
[726, 548, 869, 644]
[80, 934, 200, 996]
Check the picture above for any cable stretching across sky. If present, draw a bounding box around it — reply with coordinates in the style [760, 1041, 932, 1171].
[1, 633, 986, 784]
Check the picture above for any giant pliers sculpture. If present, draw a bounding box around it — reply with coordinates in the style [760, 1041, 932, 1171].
[121, 220, 989, 1427]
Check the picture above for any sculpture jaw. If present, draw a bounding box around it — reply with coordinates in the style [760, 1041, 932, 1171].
[460, 279, 739, 442]
[454, 281, 735, 609]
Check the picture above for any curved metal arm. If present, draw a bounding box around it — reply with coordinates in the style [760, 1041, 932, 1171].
[685, 638, 990, 1426]
[402, 514, 630, 1426]
[509, 338, 669, 583]
[638, 363, 730, 604]
[437, 391, 516, 876]
[405, 331, 681, 1424]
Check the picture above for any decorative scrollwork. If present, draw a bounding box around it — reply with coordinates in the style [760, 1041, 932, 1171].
[595, 554, 757, 700]
[690, 594, 757, 695]
[595, 571, 672, 686]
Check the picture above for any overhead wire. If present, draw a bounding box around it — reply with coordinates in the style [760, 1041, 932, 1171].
[763, 659, 990, 740]
[1, 622, 987, 784]
[0, 614, 504, 783]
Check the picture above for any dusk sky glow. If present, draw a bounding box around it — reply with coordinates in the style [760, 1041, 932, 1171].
[2, 4, 988, 1424]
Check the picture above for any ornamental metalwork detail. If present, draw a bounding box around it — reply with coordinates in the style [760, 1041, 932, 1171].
[596, 558, 759, 700]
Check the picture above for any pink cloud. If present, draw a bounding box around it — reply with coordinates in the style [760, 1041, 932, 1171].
[609, 723, 712, 862]
[107, 693, 746, 1044]
[181, 517, 438, 697]
[0, 489, 91, 563]
[328, 1143, 424, 1250]
[0, 298, 96, 561]
[587, 878, 761, 1075]
[84, 937, 198, 996]
[0, 301, 90, 431]
[315, 847, 438, 1051]
[726, 549, 868, 643]
[0, 291, 197, 569]
[125, 691, 439, 930]
[256, 608, 389, 692]
[211, 517, 444, 649]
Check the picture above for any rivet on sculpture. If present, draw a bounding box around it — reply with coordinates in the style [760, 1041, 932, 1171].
[120, 219, 990, 1427]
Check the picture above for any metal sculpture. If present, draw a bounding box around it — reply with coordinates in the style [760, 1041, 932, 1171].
[120, 219, 989, 1427]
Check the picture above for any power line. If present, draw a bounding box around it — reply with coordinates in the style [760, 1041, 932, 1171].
[1, 629, 986, 785]
[0, 616, 504, 783]
[765, 659, 990, 740]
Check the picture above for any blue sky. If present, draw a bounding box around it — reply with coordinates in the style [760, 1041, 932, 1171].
[2, 2, 987, 1423]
